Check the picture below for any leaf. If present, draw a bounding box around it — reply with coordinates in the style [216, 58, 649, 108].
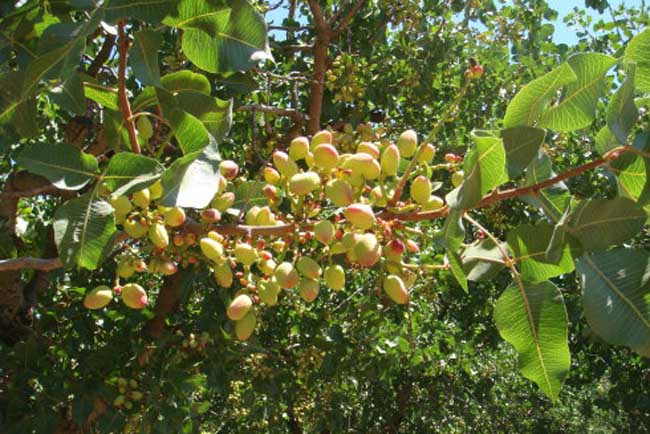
[566, 197, 646, 252]
[104, 0, 177, 24]
[454, 130, 507, 209]
[594, 125, 619, 154]
[494, 280, 570, 400]
[624, 28, 650, 92]
[104, 152, 164, 196]
[576, 248, 650, 357]
[507, 224, 576, 282]
[129, 30, 162, 86]
[104, 109, 130, 151]
[53, 192, 116, 270]
[155, 88, 211, 154]
[606, 64, 638, 144]
[441, 208, 465, 251]
[175, 92, 233, 143]
[83, 80, 119, 110]
[233, 180, 267, 211]
[16, 142, 99, 190]
[132, 70, 212, 112]
[501, 126, 546, 179]
[539, 53, 617, 131]
[523, 151, 571, 223]
[503, 63, 577, 128]
[461, 238, 506, 282]
[166, 0, 272, 73]
[607, 151, 650, 206]
[49, 70, 86, 115]
[158, 139, 222, 208]
[447, 250, 468, 292]
[216, 71, 258, 95]
[0, 71, 38, 138]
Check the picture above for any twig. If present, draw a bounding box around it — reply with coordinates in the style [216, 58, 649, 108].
[117, 21, 140, 154]
[0, 257, 63, 272]
[237, 104, 308, 123]
[87, 34, 116, 77]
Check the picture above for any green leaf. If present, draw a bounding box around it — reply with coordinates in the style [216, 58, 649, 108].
[594, 125, 619, 154]
[129, 30, 162, 86]
[216, 71, 258, 95]
[523, 151, 571, 223]
[158, 139, 222, 208]
[166, 0, 272, 73]
[156, 88, 210, 154]
[175, 92, 233, 143]
[104, 152, 164, 197]
[539, 53, 617, 131]
[53, 192, 116, 270]
[507, 224, 576, 282]
[576, 248, 650, 357]
[606, 64, 638, 144]
[161, 70, 211, 95]
[607, 151, 650, 206]
[83, 80, 119, 110]
[16, 142, 99, 190]
[566, 197, 646, 252]
[461, 238, 505, 282]
[501, 126, 546, 179]
[494, 280, 570, 401]
[503, 63, 577, 128]
[104, 0, 176, 24]
[624, 28, 650, 92]
[233, 180, 267, 211]
[447, 250, 468, 292]
[454, 130, 507, 209]
[50, 71, 86, 115]
[0, 71, 38, 138]
[104, 109, 130, 151]
[441, 208, 465, 251]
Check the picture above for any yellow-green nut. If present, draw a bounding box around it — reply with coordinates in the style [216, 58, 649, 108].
[422, 195, 445, 211]
[330, 242, 348, 255]
[258, 279, 281, 306]
[132, 188, 150, 209]
[343, 153, 380, 180]
[314, 220, 335, 245]
[211, 192, 235, 212]
[110, 195, 132, 217]
[370, 186, 388, 207]
[164, 207, 186, 227]
[383, 275, 409, 304]
[380, 144, 400, 176]
[397, 129, 418, 158]
[235, 311, 257, 341]
[234, 242, 258, 266]
[451, 170, 464, 188]
[357, 141, 380, 158]
[311, 130, 332, 148]
[214, 262, 233, 288]
[312, 144, 340, 170]
[245, 206, 261, 226]
[200, 237, 225, 262]
[344, 203, 375, 230]
[149, 180, 163, 200]
[136, 116, 153, 141]
[289, 136, 310, 161]
[272, 150, 298, 177]
[274, 262, 299, 289]
[299, 278, 320, 303]
[124, 219, 148, 239]
[296, 256, 322, 279]
[264, 167, 281, 185]
[148, 222, 169, 249]
[227, 294, 253, 321]
[418, 143, 436, 164]
[324, 264, 345, 291]
[83, 285, 113, 310]
[258, 258, 277, 275]
[121, 283, 148, 309]
[325, 179, 354, 207]
[353, 233, 381, 267]
[410, 175, 431, 205]
[289, 171, 321, 196]
[255, 206, 274, 226]
[117, 258, 136, 278]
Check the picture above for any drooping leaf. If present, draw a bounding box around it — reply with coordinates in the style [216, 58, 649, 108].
[523, 151, 571, 223]
[624, 28, 650, 92]
[447, 250, 468, 292]
[175, 92, 233, 143]
[129, 29, 162, 86]
[461, 238, 506, 282]
[156, 87, 211, 154]
[576, 248, 650, 357]
[49, 70, 86, 115]
[0, 71, 38, 138]
[53, 192, 116, 270]
[501, 126, 546, 178]
[233, 180, 267, 211]
[566, 197, 646, 252]
[158, 138, 222, 208]
[16, 142, 99, 190]
[539, 53, 617, 131]
[607, 151, 650, 207]
[503, 63, 577, 128]
[606, 64, 638, 144]
[104, 152, 164, 196]
[507, 224, 576, 282]
[494, 280, 570, 401]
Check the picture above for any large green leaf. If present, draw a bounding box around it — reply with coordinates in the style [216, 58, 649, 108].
[624, 28, 650, 92]
[129, 30, 162, 86]
[104, 0, 177, 23]
[53, 192, 116, 270]
[156, 87, 210, 154]
[501, 126, 545, 179]
[16, 142, 99, 190]
[166, 0, 271, 73]
[0, 71, 38, 138]
[576, 248, 650, 357]
[539, 53, 617, 132]
[494, 280, 570, 401]
[503, 63, 577, 128]
[453, 130, 507, 209]
[49, 70, 86, 115]
[507, 224, 576, 282]
[175, 92, 232, 143]
[461, 238, 506, 282]
[607, 151, 650, 206]
[566, 197, 646, 252]
[523, 151, 571, 223]
[606, 64, 638, 144]
[104, 152, 164, 197]
[447, 250, 468, 292]
[83, 80, 119, 111]
[158, 139, 222, 208]
[133, 71, 212, 111]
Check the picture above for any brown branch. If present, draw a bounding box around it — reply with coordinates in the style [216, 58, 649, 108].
[0, 257, 63, 272]
[271, 42, 315, 51]
[117, 21, 140, 154]
[144, 271, 186, 339]
[87, 34, 116, 77]
[237, 104, 308, 123]
[307, 0, 332, 134]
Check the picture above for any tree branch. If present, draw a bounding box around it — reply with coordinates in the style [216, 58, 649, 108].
[117, 21, 140, 154]
[331, 0, 366, 37]
[87, 34, 116, 77]
[307, 0, 332, 134]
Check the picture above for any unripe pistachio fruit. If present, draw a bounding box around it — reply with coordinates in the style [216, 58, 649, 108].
[353, 233, 381, 267]
[289, 171, 321, 196]
[324, 264, 345, 290]
[397, 129, 418, 158]
[312, 144, 340, 170]
[124, 219, 148, 239]
[84, 285, 113, 309]
[422, 195, 445, 211]
[418, 143, 436, 164]
[274, 262, 299, 289]
[149, 180, 163, 200]
[121, 283, 148, 309]
[111, 195, 132, 216]
[201, 208, 221, 223]
[380, 144, 400, 176]
[344, 203, 376, 230]
[264, 166, 281, 185]
[148, 222, 169, 249]
[255, 206, 274, 226]
[383, 275, 409, 304]
[235, 312, 257, 341]
[357, 141, 380, 159]
[258, 279, 281, 306]
[386, 239, 405, 260]
[227, 294, 253, 320]
[164, 207, 186, 227]
[314, 220, 335, 245]
[212, 192, 235, 212]
[245, 206, 261, 226]
[410, 175, 431, 205]
[219, 160, 239, 180]
[299, 278, 320, 303]
[343, 153, 380, 180]
[117, 258, 136, 278]
[289, 136, 310, 160]
[234, 242, 258, 266]
[132, 189, 150, 209]
[200, 238, 225, 262]
[136, 115, 153, 140]
[311, 130, 332, 147]
[272, 151, 298, 177]
[325, 179, 354, 207]
[214, 262, 233, 288]
[296, 256, 322, 279]
[451, 170, 464, 187]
